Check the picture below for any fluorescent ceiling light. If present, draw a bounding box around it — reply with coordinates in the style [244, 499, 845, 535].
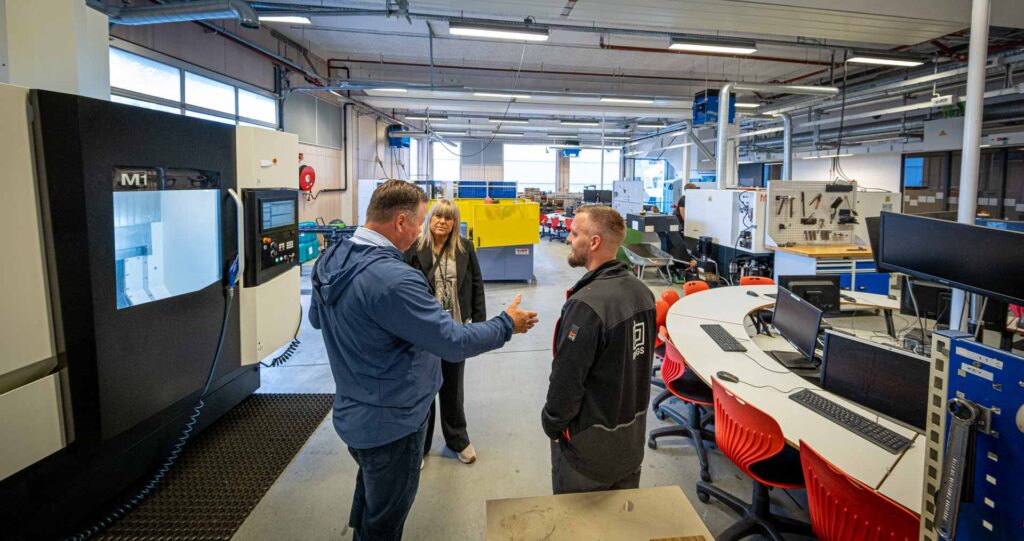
[636, 123, 665, 129]
[669, 37, 757, 55]
[547, 134, 578, 138]
[598, 136, 630, 140]
[847, 54, 924, 67]
[492, 133, 524, 137]
[668, 130, 687, 137]
[374, 88, 408, 93]
[628, 141, 642, 146]
[406, 114, 447, 121]
[802, 153, 854, 160]
[489, 117, 528, 124]
[258, 16, 312, 25]
[736, 126, 784, 138]
[560, 120, 601, 126]
[980, 144, 992, 148]
[434, 131, 467, 136]
[474, 92, 531, 99]
[600, 97, 654, 104]
[449, 22, 549, 42]
[734, 102, 760, 109]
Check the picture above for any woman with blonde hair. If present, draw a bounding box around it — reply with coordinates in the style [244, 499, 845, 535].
[405, 198, 486, 465]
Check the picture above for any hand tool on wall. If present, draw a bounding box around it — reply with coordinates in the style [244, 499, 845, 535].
[809, 193, 823, 210]
[800, 192, 806, 217]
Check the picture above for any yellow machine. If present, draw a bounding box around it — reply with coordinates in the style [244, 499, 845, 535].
[440, 198, 539, 282]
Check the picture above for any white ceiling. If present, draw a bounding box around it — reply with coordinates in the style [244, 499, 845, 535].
[267, 0, 1021, 132]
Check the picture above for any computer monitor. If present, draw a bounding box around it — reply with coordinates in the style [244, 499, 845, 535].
[583, 189, 612, 204]
[899, 276, 1008, 328]
[771, 287, 825, 367]
[878, 211, 1024, 305]
[821, 330, 931, 431]
[777, 275, 841, 313]
[865, 216, 883, 270]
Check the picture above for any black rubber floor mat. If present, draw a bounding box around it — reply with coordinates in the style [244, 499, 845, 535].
[92, 393, 332, 540]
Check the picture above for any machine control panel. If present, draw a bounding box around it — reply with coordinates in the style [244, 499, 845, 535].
[244, 189, 299, 286]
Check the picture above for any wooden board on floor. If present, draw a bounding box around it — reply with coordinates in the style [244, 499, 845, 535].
[485, 485, 713, 541]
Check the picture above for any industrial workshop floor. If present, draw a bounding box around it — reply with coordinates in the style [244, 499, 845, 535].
[235, 239, 906, 541]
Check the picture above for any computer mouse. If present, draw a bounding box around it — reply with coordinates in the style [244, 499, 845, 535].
[841, 294, 856, 302]
[746, 290, 759, 297]
[716, 371, 740, 384]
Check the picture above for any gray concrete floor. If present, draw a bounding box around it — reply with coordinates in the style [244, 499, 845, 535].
[235, 239, 908, 540]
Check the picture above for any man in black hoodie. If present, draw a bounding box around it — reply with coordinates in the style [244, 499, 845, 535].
[542, 205, 657, 494]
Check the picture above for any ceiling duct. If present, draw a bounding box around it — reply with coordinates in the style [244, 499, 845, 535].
[93, 0, 260, 29]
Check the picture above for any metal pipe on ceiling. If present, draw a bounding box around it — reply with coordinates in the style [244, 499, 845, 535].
[740, 101, 1024, 149]
[777, 112, 793, 180]
[92, 0, 260, 28]
[717, 83, 839, 187]
[327, 57, 730, 86]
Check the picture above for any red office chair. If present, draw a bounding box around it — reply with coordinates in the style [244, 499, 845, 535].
[563, 218, 573, 241]
[696, 380, 812, 541]
[648, 326, 716, 482]
[548, 217, 562, 242]
[653, 282, 707, 414]
[660, 288, 681, 307]
[539, 214, 550, 238]
[800, 441, 919, 541]
[739, 276, 775, 286]
[683, 280, 710, 296]
[652, 300, 670, 384]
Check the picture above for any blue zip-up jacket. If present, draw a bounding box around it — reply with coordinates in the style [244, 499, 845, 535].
[309, 228, 514, 449]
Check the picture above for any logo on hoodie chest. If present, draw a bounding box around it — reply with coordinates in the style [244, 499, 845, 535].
[632, 321, 645, 359]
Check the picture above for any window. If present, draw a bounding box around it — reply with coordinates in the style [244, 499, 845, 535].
[432, 142, 461, 181]
[185, 110, 236, 125]
[504, 144, 556, 191]
[633, 158, 668, 183]
[901, 153, 949, 215]
[109, 48, 181, 102]
[108, 45, 278, 128]
[111, 95, 180, 114]
[569, 149, 621, 192]
[238, 89, 277, 125]
[185, 72, 236, 115]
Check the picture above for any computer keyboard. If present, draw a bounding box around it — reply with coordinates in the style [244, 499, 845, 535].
[701, 324, 747, 352]
[789, 389, 912, 454]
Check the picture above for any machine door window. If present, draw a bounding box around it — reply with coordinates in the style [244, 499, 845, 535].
[113, 168, 222, 309]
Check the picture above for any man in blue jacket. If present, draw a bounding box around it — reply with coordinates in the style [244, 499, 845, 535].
[310, 180, 538, 541]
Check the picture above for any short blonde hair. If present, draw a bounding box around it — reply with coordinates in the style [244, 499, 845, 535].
[575, 205, 626, 248]
[416, 199, 464, 258]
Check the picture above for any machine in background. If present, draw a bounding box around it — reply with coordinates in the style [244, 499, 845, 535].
[235, 126, 302, 367]
[0, 87, 299, 538]
[683, 187, 773, 283]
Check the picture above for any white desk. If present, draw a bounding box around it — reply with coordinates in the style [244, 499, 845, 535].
[665, 284, 924, 514]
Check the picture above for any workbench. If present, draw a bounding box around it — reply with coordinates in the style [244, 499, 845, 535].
[771, 243, 890, 295]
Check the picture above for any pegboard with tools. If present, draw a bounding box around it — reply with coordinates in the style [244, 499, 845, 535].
[765, 180, 859, 247]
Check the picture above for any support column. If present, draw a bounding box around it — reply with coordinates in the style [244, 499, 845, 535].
[2, 0, 109, 99]
[950, 0, 990, 331]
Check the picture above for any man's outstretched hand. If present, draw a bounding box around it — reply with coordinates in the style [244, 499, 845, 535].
[505, 294, 539, 334]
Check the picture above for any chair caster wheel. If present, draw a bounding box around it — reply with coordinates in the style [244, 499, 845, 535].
[699, 469, 711, 482]
[697, 489, 710, 503]
[654, 408, 667, 420]
[647, 438, 657, 450]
